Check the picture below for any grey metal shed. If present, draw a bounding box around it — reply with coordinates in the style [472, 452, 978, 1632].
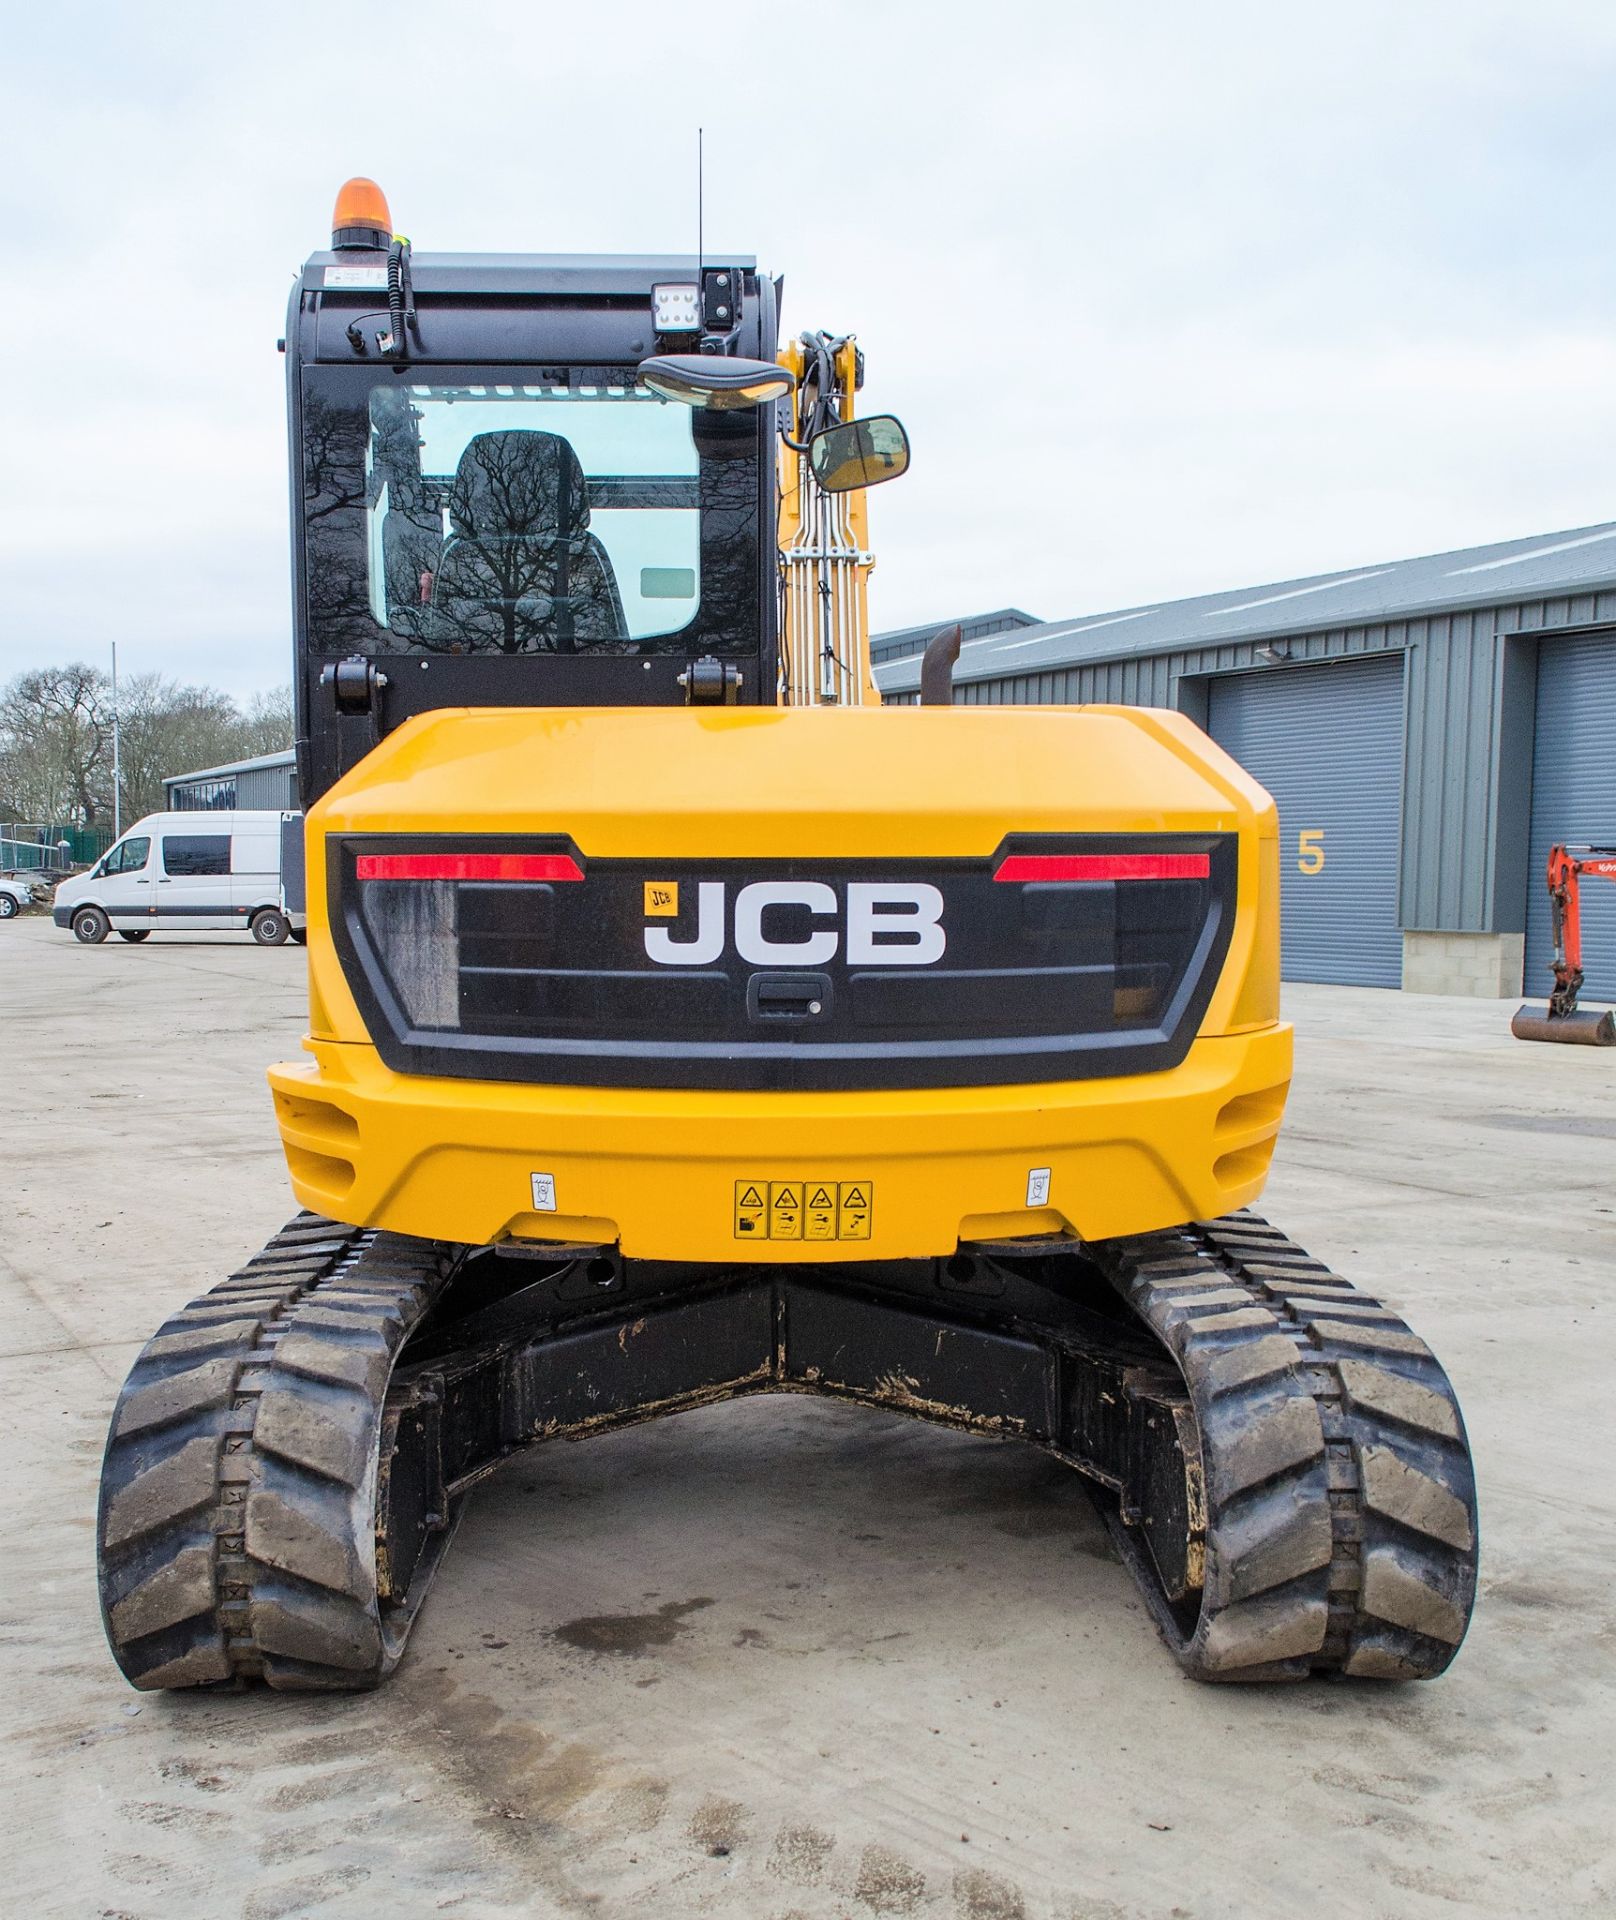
[1208, 655, 1405, 987]
[875, 523, 1616, 997]
[164, 749, 299, 814]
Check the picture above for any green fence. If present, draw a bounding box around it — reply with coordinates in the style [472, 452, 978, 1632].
[0, 824, 114, 871]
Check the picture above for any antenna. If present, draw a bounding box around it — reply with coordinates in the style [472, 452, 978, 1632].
[697, 126, 704, 284]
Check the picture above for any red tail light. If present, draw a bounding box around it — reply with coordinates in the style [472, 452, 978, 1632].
[355, 853, 584, 883]
[993, 853, 1210, 884]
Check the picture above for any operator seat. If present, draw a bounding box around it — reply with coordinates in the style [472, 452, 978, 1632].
[428, 430, 627, 652]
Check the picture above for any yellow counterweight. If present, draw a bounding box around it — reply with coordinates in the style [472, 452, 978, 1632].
[269, 702, 1288, 1262]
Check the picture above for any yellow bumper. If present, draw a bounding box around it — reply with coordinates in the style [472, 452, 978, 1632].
[267, 1022, 1292, 1262]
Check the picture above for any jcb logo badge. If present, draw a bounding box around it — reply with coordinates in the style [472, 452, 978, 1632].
[645, 882, 946, 967]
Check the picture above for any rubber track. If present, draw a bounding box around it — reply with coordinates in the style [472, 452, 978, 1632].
[1092, 1210, 1478, 1682]
[97, 1214, 456, 1691]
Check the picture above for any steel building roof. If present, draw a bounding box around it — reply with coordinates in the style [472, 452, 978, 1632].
[164, 748, 296, 786]
[875, 520, 1616, 695]
[869, 607, 1041, 660]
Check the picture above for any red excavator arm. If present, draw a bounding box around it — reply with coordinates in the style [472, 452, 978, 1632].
[1512, 842, 1616, 1045]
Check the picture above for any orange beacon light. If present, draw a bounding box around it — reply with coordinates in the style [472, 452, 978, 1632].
[331, 177, 393, 251]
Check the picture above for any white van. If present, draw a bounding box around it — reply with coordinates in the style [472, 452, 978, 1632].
[53, 811, 305, 947]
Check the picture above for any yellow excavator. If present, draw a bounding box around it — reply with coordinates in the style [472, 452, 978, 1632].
[96, 179, 1478, 1690]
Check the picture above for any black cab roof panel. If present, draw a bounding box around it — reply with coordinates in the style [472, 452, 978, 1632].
[301, 250, 759, 298]
[294, 252, 767, 368]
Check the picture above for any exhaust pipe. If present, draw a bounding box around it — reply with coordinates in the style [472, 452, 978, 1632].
[919, 623, 962, 706]
[1511, 1004, 1616, 1045]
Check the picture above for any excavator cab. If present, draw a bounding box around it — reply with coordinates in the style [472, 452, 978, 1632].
[95, 180, 1479, 1696]
[289, 185, 782, 803]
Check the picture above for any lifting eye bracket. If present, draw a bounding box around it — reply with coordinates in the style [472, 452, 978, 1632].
[321, 654, 390, 715]
[678, 655, 743, 705]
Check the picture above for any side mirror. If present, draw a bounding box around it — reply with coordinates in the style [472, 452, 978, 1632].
[807, 415, 910, 493]
[638, 354, 796, 411]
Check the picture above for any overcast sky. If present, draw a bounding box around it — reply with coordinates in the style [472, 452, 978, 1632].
[5, 1, 1616, 698]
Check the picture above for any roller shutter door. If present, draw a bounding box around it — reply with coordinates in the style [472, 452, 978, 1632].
[1526, 631, 1616, 1003]
[1208, 654, 1405, 987]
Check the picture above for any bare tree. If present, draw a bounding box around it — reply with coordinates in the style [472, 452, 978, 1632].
[236, 687, 295, 759]
[115, 674, 245, 821]
[0, 664, 112, 825]
[0, 666, 295, 827]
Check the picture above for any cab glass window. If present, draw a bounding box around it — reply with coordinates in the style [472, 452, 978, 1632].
[162, 835, 231, 877]
[102, 836, 151, 876]
[300, 367, 759, 660]
[367, 385, 698, 652]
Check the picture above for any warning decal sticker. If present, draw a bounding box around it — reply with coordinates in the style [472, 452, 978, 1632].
[769, 1183, 803, 1239]
[734, 1182, 768, 1237]
[735, 1179, 874, 1240]
[837, 1182, 871, 1240]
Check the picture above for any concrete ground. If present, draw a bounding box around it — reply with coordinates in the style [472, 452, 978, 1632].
[2, 912, 1612, 1920]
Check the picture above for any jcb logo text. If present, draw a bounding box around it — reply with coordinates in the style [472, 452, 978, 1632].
[643, 882, 946, 968]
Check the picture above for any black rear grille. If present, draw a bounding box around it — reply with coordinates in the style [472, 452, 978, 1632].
[459, 966, 730, 1033]
[333, 836, 1236, 1090]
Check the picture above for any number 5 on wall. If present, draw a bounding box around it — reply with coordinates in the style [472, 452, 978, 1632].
[1297, 829, 1326, 874]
